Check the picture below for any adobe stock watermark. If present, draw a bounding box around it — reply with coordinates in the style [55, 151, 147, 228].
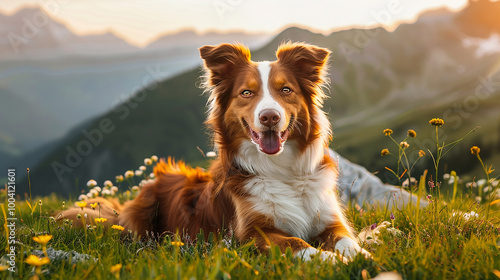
[213, 0, 243, 20]
[7, 0, 71, 54]
[51, 65, 168, 182]
[5, 169, 17, 272]
[339, 0, 403, 62]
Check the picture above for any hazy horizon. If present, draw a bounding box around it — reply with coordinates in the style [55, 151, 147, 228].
[1, 0, 468, 47]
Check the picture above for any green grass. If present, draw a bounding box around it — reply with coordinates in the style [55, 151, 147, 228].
[1, 188, 500, 279]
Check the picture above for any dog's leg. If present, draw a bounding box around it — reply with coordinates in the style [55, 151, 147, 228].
[238, 221, 346, 263]
[314, 219, 371, 261]
[119, 183, 159, 236]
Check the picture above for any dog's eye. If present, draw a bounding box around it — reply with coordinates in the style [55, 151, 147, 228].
[241, 90, 253, 97]
[282, 87, 292, 94]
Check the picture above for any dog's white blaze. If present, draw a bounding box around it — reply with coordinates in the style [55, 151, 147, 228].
[255, 61, 286, 131]
[236, 137, 345, 241]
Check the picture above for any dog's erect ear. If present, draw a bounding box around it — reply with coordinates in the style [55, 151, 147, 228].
[199, 43, 251, 86]
[276, 42, 330, 84]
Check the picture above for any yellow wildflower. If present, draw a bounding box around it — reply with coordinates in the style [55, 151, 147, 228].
[90, 203, 98, 210]
[429, 118, 444, 126]
[0, 264, 9, 271]
[112, 225, 125, 231]
[470, 146, 480, 155]
[419, 150, 426, 157]
[171, 241, 185, 246]
[110, 263, 122, 274]
[76, 201, 87, 210]
[25, 255, 50, 266]
[407, 129, 417, 138]
[383, 129, 393, 136]
[381, 149, 389, 156]
[33, 234, 52, 245]
[95, 217, 108, 223]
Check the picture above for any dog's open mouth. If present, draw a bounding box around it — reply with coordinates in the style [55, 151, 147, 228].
[244, 116, 294, 155]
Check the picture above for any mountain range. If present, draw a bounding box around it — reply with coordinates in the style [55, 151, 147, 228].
[7, 0, 500, 196]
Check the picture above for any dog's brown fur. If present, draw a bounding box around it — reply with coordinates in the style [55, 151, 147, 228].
[58, 43, 360, 257]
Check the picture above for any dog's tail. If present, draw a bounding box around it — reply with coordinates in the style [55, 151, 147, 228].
[56, 197, 122, 228]
[56, 158, 202, 236]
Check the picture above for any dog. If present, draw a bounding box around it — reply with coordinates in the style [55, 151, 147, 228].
[59, 42, 371, 262]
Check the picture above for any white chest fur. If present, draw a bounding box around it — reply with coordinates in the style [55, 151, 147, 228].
[235, 139, 343, 241]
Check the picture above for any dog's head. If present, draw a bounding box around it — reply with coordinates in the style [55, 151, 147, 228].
[200, 42, 331, 156]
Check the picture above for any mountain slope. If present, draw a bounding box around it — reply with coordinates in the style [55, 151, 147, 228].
[0, 88, 68, 154]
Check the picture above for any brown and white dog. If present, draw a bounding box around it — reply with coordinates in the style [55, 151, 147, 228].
[60, 42, 370, 262]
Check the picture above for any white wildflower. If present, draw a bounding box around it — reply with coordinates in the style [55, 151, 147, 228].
[358, 221, 391, 246]
[477, 179, 487, 187]
[402, 177, 417, 188]
[386, 227, 403, 236]
[104, 180, 113, 187]
[135, 170, 143, 176]
[124, 170, 134, 179]
[87, 179, 97, 188]
[448, 176, 457, 184]
[144, 158, 153, 166]
[463, 211, 479, 221]
[78, 194, 88, 201]
[466, 182, 477, 188]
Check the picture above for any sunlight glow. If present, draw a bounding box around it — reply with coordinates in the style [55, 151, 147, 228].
[0, 0, 469, 46]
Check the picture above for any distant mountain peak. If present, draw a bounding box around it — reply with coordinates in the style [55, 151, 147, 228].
[9, 5, 48, 17]
[0, 6, 137, 57]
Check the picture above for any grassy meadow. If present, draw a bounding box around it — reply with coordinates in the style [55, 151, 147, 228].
[1, 119, 500, 279]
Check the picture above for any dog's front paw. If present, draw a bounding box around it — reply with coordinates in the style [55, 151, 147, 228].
[296, 247, 348, 264]
[359, 248, 373, 260]
[335, 237, 372, 261]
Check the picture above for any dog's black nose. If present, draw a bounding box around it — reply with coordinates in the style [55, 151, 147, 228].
[259, 109, 280, 127]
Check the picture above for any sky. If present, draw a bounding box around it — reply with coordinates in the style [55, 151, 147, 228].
[0, 0, 469, 46]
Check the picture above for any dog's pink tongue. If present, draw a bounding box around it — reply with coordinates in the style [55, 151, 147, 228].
[260, 131, 281, 155]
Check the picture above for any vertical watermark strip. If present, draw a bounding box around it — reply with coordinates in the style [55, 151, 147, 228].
[6, 169, 17, 272]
